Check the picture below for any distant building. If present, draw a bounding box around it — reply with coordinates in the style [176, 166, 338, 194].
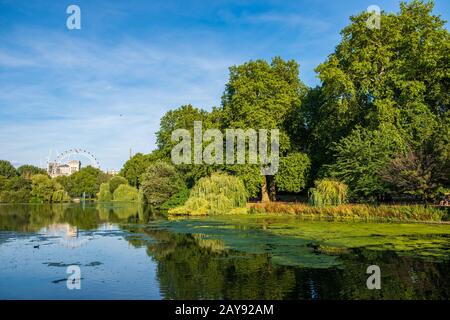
[106, 169, 119, 176]
[48, 160, 81, 178]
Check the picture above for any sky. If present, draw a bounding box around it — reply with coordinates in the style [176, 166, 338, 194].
[0, 0, 449, 171]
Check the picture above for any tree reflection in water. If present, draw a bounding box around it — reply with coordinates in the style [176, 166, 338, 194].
[1, 203, 450, 299]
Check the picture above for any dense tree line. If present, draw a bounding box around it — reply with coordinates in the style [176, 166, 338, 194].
[121, 1, 449, 204]
[1, 1, 448, 206]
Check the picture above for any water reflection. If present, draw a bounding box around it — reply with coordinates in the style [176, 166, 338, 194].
[0, 203, 450, 299]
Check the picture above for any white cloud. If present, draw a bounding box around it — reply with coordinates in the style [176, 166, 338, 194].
[0, 28, 241, 169]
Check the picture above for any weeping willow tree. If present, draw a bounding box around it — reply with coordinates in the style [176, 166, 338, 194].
[169, 173, 248, 215]
[309, 179, 348, 206]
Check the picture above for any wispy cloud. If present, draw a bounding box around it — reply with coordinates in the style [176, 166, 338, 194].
[0, 27, 240, 169]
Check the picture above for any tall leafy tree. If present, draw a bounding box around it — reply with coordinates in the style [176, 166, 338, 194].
[67, 166, 108, 198]
[221, 57, 308, 201]
[0, 160, 17, 178]
[304, 0, 449, 170]
[17, 165, 47, 179]
[140, 161, 185, 207]
[324, 125, 406, 201]
[120, 152, 160, 187]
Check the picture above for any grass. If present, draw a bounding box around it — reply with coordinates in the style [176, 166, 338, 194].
[247, 202, 446, 222]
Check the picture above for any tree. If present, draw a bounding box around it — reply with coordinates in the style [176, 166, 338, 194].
[155, 104, 222, 187]
[109, 176, 128, 194]
[0, 160, 17, 178]
[97, 182, 113, 202]
[17, 165, 47, 179]
[67, 166, 106, 198]
[0, 175, 32, 203]
[303, 0, 449, 182]
[381, 138, 450, 202]
[140, 161, 185, 207]
[51, 189, 70, 203]
[156, 104, 209, 157]
[169, 173, 248, 216]
[275, 152, 311, 193]
[221, 57, 307, 201]
[324, 125, 405, 201]
[31, 174, 59, 203]
[120, 152, 159, 187]
[113, 184, 140, 202]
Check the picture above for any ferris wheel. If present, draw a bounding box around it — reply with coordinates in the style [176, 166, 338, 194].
[50, 148, 100, 168]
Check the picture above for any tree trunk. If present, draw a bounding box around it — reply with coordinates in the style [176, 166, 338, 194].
[261, 175, 270, 203]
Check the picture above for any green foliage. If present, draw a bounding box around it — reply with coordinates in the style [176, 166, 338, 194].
[275, 152, 310, 193]
[0, 160, 17, 178]
[17, 165, 47, 179]
[120, 152, 161, 187]
[54, 175, 70, 192]
[160, 186, 190, 210]
[298, 1, 449, 191]
[222, 57, 306, 131]
[0, 175, 32, 203]
[169, 173, 248, 215]
[31, 174, 62, 203]
[67, 166, 108, 198]
[0, 190, 31, 203]
[109, 176, 128, 194]
[249, 202, 444, 222]
[156, 104, 209, 156]
[97, 182, 113, 202]
[324, 125, 405, 201]
[112, 184, 140, 202]
[140, 161, 185, 206]
[51, 189, 70, 203]
[309, 179, 348, 207]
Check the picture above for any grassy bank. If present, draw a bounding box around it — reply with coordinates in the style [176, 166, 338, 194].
[247, 202, 447, 222]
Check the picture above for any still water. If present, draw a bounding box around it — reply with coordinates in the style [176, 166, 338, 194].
[1, 203, 450, 299]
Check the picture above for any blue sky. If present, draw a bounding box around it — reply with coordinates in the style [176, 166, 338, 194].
[0, 0, 449, 171]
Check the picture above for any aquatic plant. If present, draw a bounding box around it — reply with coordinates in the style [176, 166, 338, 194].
[247, 202, 445, 222]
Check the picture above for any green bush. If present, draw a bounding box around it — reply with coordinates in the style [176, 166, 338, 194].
[51, 190, 71, 203]
[113, 184, 140, 202]
[31, 174, 58, 203]
[97, 182, 113, 202]
[109, 176, 128, 193]
[0, 190, 31, 203]
[160, 186, 190, 210]
[309, 179, 348, 206]
[169, 173, 248, 216]
[140, 161, 185, 206]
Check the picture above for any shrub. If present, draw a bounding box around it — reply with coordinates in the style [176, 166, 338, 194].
[97, 183, 113, 202]
[169, 173, 248, 216]
[309, 179, 348, 206]
[160, 186, 190, 210]
[109, 176, 128, 194]
[140, 161, 185, 206]
[113, 184, 140, 202]
[31, 174, 57, 203]
[0, 190, 31, 203]
[52, 190, 71, 203]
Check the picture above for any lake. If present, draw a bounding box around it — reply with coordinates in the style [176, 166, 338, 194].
[1, 203, 450, 299]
